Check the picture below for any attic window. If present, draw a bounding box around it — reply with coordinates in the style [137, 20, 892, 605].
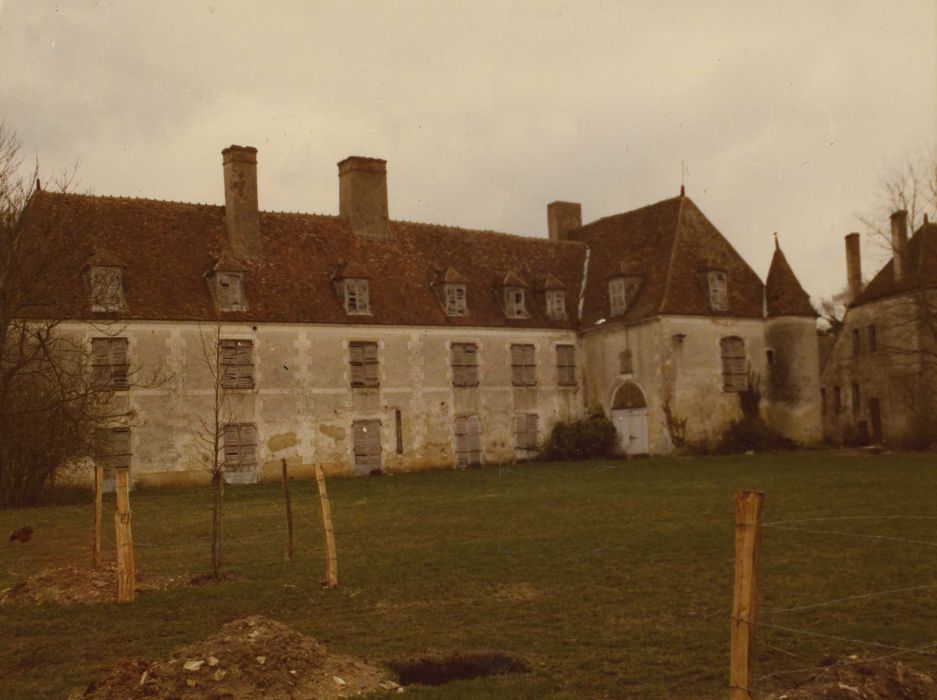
[504, 287, 528, 319]
[343, 279, 370, 314]
[89, 266, 125, 312]
[445, 284, 467, 316]
[215, 272, 246, 312]
[546, 290, 566, 320]
[609, 275, 642, 316]
[707, 270, 728, 311]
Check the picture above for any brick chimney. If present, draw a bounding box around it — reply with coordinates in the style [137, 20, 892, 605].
[547, 201, 582, 242]
[222, 145, 261, 257]
[845, 233, 862, 302]
[338, 156, 389, 239]
[890, 209, 909, 282]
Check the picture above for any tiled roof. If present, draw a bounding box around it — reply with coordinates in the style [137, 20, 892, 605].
[27, 191, 585, 330]
[572, 195, 766, 325]
[765, 238, 817, 317]
[852, 222, 937, 307]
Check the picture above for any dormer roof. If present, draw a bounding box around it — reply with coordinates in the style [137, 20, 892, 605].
[536, 273, 565, 291]
[86, 249, 126, 268]
[501, 270, 528, 288]
[331, 260, 370, 280]
[434, 267, 468, 285]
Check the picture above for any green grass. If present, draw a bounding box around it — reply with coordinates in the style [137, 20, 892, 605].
[2, 452, 937, 699]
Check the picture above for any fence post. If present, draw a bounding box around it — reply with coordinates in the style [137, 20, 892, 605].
[92, 463, 103, 568]
[314, 463, 338, 588]
[282, 458, 294, 561]
[114, 467, 135, 603]
[730, 489, 764, 700]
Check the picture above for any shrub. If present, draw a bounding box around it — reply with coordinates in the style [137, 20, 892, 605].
[716, 417, 795, 454]
[543, 409, 618, 460]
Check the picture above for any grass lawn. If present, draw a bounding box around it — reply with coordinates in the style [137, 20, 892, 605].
[2, 451, 937, 699]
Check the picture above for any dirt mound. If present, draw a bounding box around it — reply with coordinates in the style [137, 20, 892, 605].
[70, 615, 399, 699]
[769, 656, 937, 699]
[0, 564, 176, 605]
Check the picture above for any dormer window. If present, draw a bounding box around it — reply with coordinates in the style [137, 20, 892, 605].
[608, 275, 642, 316]
[445, 284, 467, 316]
[215, 272, 246, 312]
[89, 266, 125, 312]
[707, 270, 728, 311]
[546, 290, 566, 320]
[504, 287, 527, 319]
[343, 279, 370, 314]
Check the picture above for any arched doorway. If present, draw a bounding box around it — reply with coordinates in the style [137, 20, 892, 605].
[610, 382, 649, 456]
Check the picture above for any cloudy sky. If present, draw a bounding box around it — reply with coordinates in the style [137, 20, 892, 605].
[1, 1, 934, 302]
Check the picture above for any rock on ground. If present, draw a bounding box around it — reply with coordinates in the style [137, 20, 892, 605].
[767, 656, 937, 699]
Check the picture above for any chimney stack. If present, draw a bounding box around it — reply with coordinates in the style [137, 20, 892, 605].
[547, 201, 582, 242]
[845, 232, 862, 302]
[890, 209, 909, 282]
[338, 156, 389, 239]
[222, 145, 261, 257]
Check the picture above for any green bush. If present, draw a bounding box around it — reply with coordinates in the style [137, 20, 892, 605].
[543, 409, 618, 460]
[716, 417, 795, 454]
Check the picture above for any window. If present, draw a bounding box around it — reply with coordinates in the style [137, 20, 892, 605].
[223, 423, 257, 479]
[851, 383, 861, 415]
[352, 419, 382, 473]
[834, 386, 842, 414]
[445, 284, 467, 316]
[766, 349, 775, 367]
[89, 266, 124, 312]
[852, 328, 861, 356]
[820, 387, 827, 417]
[868, 325, 877, 352]
[720, 336, 747, 392]
[349, 341, 379, 387]
[504, 287, 527, 318]
[707, 271, 728, 312]
[215, 272, 246, 312]
[451, 342, 479, 387]
[343, 279, 370, 314]
[511, 344, 536, 386]
[619, 348, 633, 374]
[92, 337, 129, 390]
[514, 413, 539, 456]
[454, 415, 482, 467]
[609, 277, 627, 315]
[96, 427, 131, 491]
[556, 344, 576, 386]
[546, 290, 566, 320]
[219, 339, 254, 389]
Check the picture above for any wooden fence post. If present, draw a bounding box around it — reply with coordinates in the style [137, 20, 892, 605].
[92, 463, 103, 568]
[282, 458, 294, 561]
[314, 463, 338, 588]
[730, 490, 764, 700]
[114, 467, 135, 603]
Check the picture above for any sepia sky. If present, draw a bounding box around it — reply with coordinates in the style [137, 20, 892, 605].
[1, 0, 934, 303]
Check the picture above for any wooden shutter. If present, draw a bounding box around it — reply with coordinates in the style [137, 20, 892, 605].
[353, 420, 381, 470]
[467, 415, 481, 464]
[236, 341, 253, 388]
[350, 342, 378, 387]
[526, 414, 538, 450]
[452, 343, 478, 386]
[240, 424, 257, 467]
[721, 337, 746, 392]
[557, 344, 575, 386]
[523, 345, 536, 385]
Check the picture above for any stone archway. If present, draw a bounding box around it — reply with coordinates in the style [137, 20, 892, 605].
[610, 381, 649, 455]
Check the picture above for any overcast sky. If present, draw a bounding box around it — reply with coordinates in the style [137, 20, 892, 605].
[1, 1, 934, 302]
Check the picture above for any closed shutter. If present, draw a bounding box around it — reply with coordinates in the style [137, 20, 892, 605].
[220, 340, 253, 389]
[454, 415, 482, 467]
[452, 343, 478, 386]
[350, 342, 379, 387]
[511, 344, 536, 386]
[224, 423, 257, 473]
[353, 420, 382, 471]
[514, 414, 538, 451]
[720, 337, 747, 392]
[557, 345, 576, 386]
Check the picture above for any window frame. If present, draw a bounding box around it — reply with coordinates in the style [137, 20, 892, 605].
[352, 419, 382, 473]
[215, 271, 246, 312]
[89, 266, 125, 313]
[510, 343, 537, 386]
[92, 337, 130, 391]
[545, 290, 566, 320]
[514, 413, 539, 455]
[343, 278, 371, 315]
[454, 414, 482, 468]
[223, 423, 258, 474]
[349, 341, 380, 388]
[219, 339, 254, 390]
[444, 283, 467, 316]
[556, 344, 576, 386]
[504, 287, 528, 319]
[720, 336, 747, 393]
[609, 277, 627, 316]
[451, 342, 479, 387]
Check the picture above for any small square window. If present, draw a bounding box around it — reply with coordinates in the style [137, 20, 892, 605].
[344, 279, 371, 314]
[504, 287, 527, 318]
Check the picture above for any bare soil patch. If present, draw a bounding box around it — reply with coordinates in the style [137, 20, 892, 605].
[768, 655, 937, 699]
[70, 615, 398, 699]
[387, 650, 528, 686]
[0, 564, 177, 605]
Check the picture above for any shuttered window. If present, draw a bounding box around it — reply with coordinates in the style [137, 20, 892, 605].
[352, 420, 382, 472]
[511, 344, 536, 386]
[514, 413, 539, 452]
[556, 344, 576, 386]
[851, 383, 861, 415]
[708, 271, 728, 311]
[445, 284, 467, 316]
[720, 336, 747, 392]
[219, 339, 254, 389]
[454, 415, 482, 467]
[89, 266, 124, 312]
[223, 423, 257, 473]
[216, 272, 246, 311]
[609, 277, 627, 315]
[92, 337, 129, 390]
[546, 290, 566, 320]
[350, 341, 379, 387]
[451, 343, 479, 386]
[504, 287, 527, 318]
[344, 279, 370, 314]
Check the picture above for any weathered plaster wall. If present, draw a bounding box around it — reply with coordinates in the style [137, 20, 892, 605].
[62, 321, 583, 487]
[763, 316, 822, 444]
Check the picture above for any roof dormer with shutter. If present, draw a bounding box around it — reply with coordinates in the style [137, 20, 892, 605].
[85, 250, 127, 314]
[206, 250, 248, 313]
[500, 270, 529, 319]
[332, 261, 371, 315]
[607, 264, 643, 317]
[536, 273, 567, 320]
[432, 267, 469, 317]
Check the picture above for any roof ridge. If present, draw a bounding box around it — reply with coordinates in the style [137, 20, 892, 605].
[393, 217, 585, 245]
[44, 190, 224, 209]
[578, 195, 683, 231]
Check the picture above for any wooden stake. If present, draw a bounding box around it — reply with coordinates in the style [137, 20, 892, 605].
[114, 467, 135, 603]
[281, 458, 294, 561]
[92, 463, 103, 568]
[730, 490, 764, 700]
[314, 463, 338, 588]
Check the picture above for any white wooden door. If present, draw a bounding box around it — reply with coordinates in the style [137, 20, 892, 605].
[612, 408, 649, 456]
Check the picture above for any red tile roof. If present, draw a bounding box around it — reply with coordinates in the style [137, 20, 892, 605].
[852, 222, 937, 307]
[765, 238, 817, 317]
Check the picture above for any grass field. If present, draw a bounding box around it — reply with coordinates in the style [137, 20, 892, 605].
[2, 452, 937, 699]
